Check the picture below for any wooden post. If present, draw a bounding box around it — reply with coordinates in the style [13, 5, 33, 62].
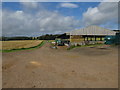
[70, 35, 72, 42]
[87, 37, 88, 41]
[95, 36, 96, 41]
[90, 37, 92, 41]
[100, 37, 102, 41]
[84, 36, 85, 41]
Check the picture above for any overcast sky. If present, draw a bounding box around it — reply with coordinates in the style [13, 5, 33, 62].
[2, 2, 118, 37]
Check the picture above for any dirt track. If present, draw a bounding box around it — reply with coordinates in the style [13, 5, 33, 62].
[2, 42, 118, 88]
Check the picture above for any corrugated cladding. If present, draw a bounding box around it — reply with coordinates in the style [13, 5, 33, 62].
[67, 25, 116, 36]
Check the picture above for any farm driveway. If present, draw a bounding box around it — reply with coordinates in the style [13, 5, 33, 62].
[2, 41, 118, 88]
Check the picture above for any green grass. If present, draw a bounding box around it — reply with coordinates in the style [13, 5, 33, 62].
[48, 40, 55, 43]
[1, 41, 45, 53]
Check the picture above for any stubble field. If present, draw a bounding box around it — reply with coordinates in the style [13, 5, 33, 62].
[1, 40, 43, 50]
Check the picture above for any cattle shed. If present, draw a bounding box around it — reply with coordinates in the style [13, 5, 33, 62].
[66, 25, 116, 44]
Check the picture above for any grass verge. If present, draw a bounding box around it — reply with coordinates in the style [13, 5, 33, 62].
[1, 41, 45, 53]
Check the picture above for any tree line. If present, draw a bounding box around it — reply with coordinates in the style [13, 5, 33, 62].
[0, 34, 69, 41]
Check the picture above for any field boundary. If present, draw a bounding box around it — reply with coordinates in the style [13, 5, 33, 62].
[1, 41, 45, 52]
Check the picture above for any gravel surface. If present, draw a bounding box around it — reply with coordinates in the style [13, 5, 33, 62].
[2, 42, 118, 88]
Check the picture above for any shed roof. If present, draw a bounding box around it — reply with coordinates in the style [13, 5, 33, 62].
[66, 25, 116, 36]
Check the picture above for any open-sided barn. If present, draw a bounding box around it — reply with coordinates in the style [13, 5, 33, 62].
[66, 25, 116, 44]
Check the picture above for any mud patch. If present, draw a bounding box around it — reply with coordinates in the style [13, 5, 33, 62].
[2, 60, 17, 71]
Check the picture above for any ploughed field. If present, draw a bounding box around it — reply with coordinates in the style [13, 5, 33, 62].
[1, 40, 43, 50]
[2, 41, 118, 88]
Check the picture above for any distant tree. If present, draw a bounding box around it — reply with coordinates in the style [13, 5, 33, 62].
[1, 36, 33, 41]
[37, 34, 65, 40]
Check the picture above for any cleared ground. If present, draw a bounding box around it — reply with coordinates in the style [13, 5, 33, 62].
[2, 41, 118, 88]
[1, 40, 42, 50]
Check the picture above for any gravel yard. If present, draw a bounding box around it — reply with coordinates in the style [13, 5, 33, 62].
[2, 42, 118, 88]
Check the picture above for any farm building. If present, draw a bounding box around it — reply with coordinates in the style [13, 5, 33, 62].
[66, 25, 116, 45]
